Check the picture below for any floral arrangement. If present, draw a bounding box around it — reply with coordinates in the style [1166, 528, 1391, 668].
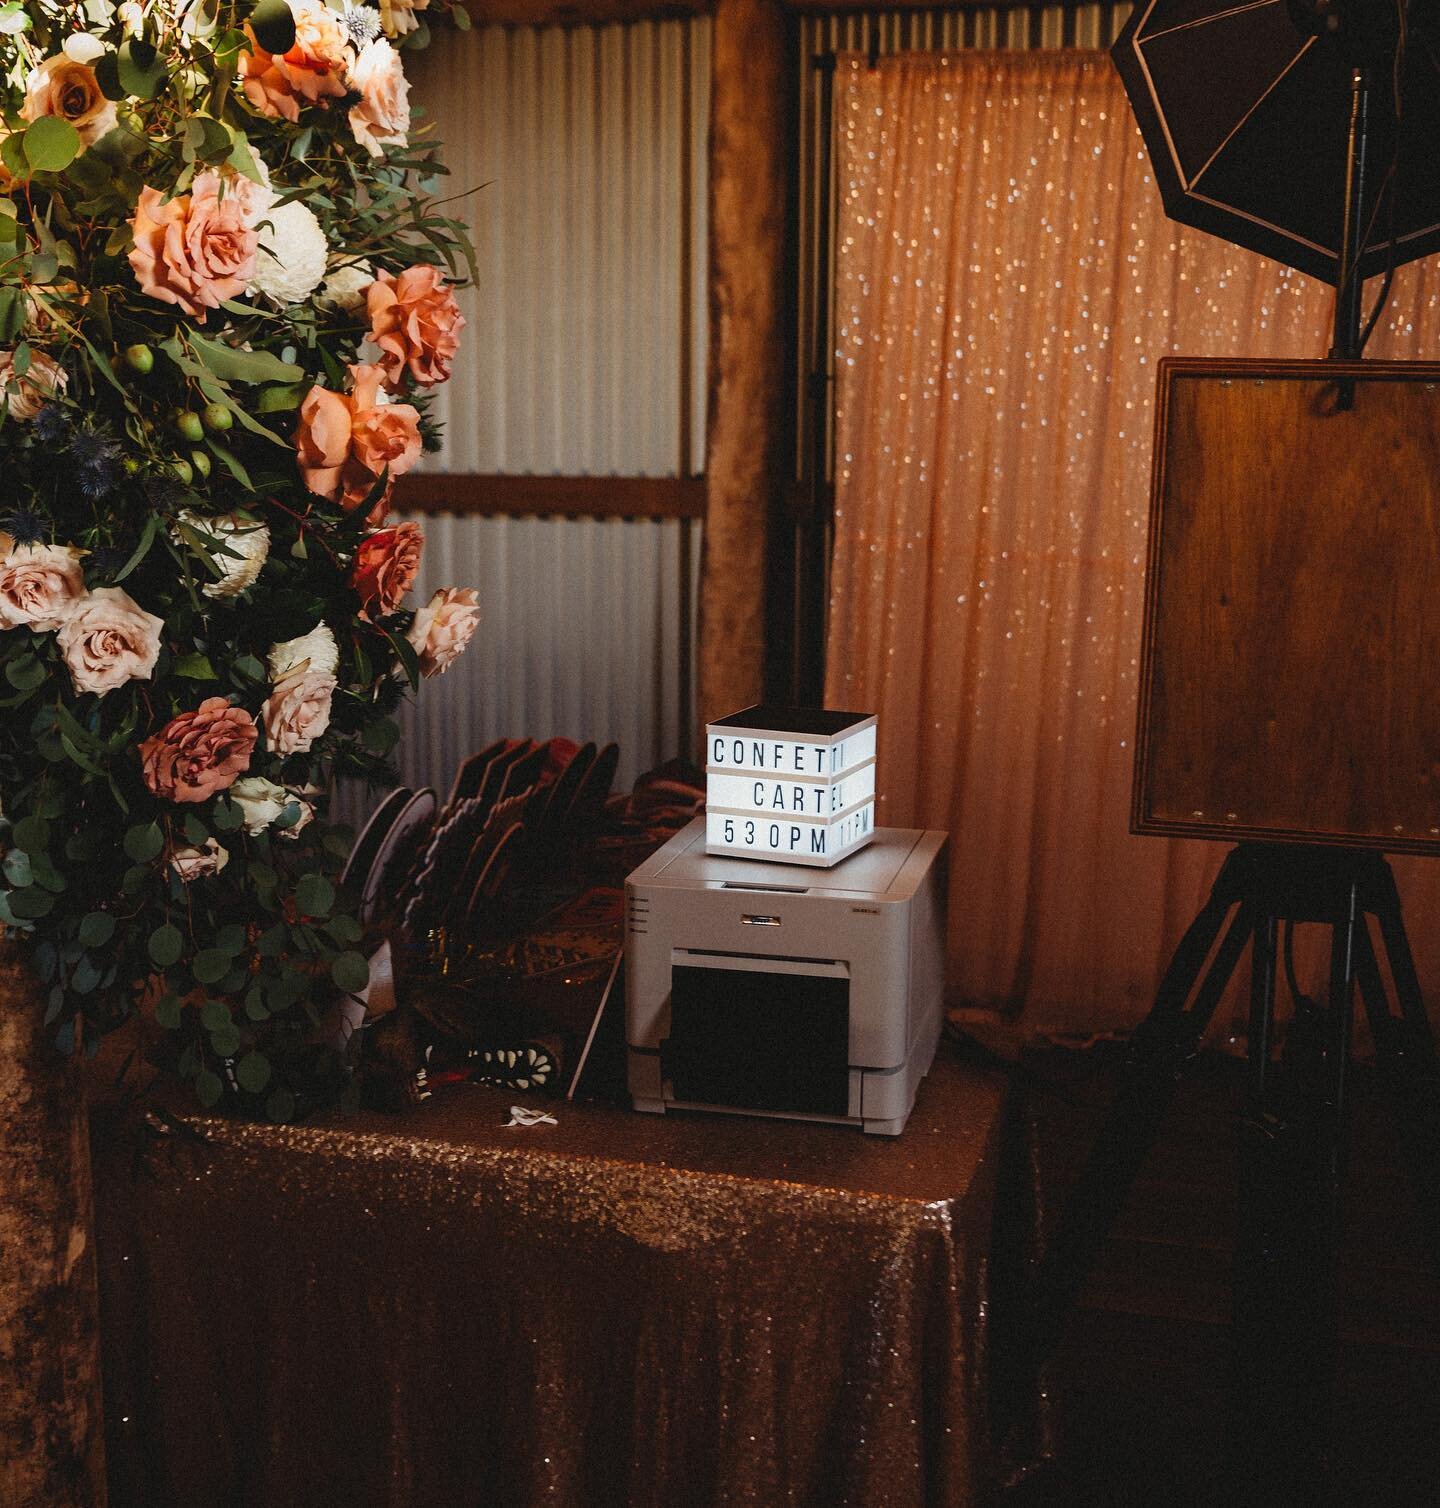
[0, 0, 479, 1117]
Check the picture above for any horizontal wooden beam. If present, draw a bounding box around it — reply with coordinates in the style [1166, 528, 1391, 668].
[463, 0, 710, 22]
[788, 0, 1090, 9]
[392, 472, 706, 521]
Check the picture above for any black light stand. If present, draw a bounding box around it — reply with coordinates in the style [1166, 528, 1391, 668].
[1025, 21, 1440, 1497]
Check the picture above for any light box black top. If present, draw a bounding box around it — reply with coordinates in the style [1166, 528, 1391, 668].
[708, 706, 873, 738]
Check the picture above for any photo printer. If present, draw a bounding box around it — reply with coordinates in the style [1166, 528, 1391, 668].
[625, 817, 948, 1135]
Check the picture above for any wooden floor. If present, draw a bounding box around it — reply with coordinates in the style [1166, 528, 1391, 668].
[1013, 1046, 1440, 1507]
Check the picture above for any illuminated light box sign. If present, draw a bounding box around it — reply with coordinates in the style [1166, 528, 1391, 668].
[705, 706, 878, 867]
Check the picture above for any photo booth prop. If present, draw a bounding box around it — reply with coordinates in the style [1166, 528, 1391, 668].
[1133, 356, 1440, 854]
[704, 706, 877, 867]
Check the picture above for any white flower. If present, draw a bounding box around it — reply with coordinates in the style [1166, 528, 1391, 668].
[268, 621, 339, 681]
[230, 776, 288, 833]
[231, 776, 320, 838]
[316, 259, 374, 314]
[62, 33, 106, 65]
[249, 199, 329, 306]
[378, 0, 429, 37]
[176, 511, 271, 600]
[167, 837, 229, 882]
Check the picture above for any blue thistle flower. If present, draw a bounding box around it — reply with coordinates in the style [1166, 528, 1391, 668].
[0, 509, 48, 545]
[70, 428, 124, 502]
[32, 403, 70, 446]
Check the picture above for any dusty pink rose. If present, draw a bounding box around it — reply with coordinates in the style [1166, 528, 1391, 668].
[140, 698, 257, 804]
[351, 522, 423, 614]
[0, 542, 85, 630]
[347, 38, 410, 158]
[56, 586, 163, 696]
[128, 172, 258, 321]
[366, 266, 465, 389]
[407, 587, 479, 677]
[0, 348, 67, 420]
[294, 364, 421, 519]
[262, 670, 336, 755]
[166, 837, 230, 882]
[21, 55, 117, 147]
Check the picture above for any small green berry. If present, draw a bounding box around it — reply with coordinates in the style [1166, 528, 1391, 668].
[170, 458, 193, 486]
[123, 343, 154, 375]
[174, 410, 205, 444]
[189, 449, 211, 480]
[200, 402, 233, 433]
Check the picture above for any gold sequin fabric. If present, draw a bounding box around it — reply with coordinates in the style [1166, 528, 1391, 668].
[825, 52, 1440, 1034]
[93, 1053, 1005, 1506]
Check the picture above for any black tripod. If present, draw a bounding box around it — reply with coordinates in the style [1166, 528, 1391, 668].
[1027, 843, 1440, 1497]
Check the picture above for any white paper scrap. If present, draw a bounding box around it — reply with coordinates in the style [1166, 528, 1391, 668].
[504, 1105, 558, 1128]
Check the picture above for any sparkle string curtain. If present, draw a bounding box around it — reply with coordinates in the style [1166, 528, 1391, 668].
[825, 51, 1440, 1030]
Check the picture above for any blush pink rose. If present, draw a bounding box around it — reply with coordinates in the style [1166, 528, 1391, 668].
[0, 348, 67, 420]
[262, 670, 336, 754]
[0, 542, 85, 630]
[128, 172, 258, 321]
[294, 364, 421, 520]
[406, 587, 479, 677]
[56, 586, 164, 696]
[351, 522, 423, 614]
[140, 698, 258, 804]
[347, 38, 410, 158]
[366, 266, 465, 389]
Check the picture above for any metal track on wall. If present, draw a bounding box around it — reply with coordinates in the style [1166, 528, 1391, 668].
[791, 5, 1135, 699]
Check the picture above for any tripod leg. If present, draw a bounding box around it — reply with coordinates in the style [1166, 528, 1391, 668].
[1369, 868, 1440, 1268]
[1028, 896, 1256, 1362]
[1230, 890, 1358, 1504]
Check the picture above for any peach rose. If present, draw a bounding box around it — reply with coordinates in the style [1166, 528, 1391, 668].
[347, 38, 410, 158]
[21, 54, 117, 148]
[140, 698, 258, 803]
[166, 837, 230, 882]
[0, 542, 85, 630]
[56, 586, 163, 697]
[0, 348, 67, 421]
[262, 669, 335, 754]
[238, 0, 349, 119]
[406, 587, 479, 677]
[129, 173, 258, 321]
[351, 522, 422, 614]
[366, 266, 465, 389]
[294, 364, 420, 519]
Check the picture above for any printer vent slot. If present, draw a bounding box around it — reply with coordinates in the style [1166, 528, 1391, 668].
[721, 881, 810, 894]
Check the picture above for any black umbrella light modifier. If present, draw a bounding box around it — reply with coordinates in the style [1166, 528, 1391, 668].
[1112, 0, 1440, 288]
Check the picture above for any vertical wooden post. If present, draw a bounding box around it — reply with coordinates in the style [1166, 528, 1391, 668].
[0, 941, 107, 1508]
[699, 0, 794, 726]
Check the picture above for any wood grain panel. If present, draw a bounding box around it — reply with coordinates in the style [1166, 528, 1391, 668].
[1134, 358, 1440, 854]
[392, 473, 705, 520]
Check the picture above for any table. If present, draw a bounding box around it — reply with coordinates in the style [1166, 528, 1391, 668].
[91, 1046, 1007, 1507]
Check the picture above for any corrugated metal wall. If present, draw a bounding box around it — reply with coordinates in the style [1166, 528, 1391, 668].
[342, 22, 709, 818]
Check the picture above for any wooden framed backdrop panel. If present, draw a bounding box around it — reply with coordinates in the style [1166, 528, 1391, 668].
[1134, 357, 1440, 855]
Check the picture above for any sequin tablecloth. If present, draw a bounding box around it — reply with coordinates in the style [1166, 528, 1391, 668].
[91, 1049, 1006, 1508]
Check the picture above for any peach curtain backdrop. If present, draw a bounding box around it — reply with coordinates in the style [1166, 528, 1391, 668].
[825, 51, 1440, 1032]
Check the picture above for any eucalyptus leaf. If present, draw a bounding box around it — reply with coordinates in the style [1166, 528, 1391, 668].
[22, 116, 80, 173]
[148, 923, 183, 968]
[124, 822, 164, 863]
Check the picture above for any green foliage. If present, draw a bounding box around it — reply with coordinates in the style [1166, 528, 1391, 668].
[0, 0, 475, 1122]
